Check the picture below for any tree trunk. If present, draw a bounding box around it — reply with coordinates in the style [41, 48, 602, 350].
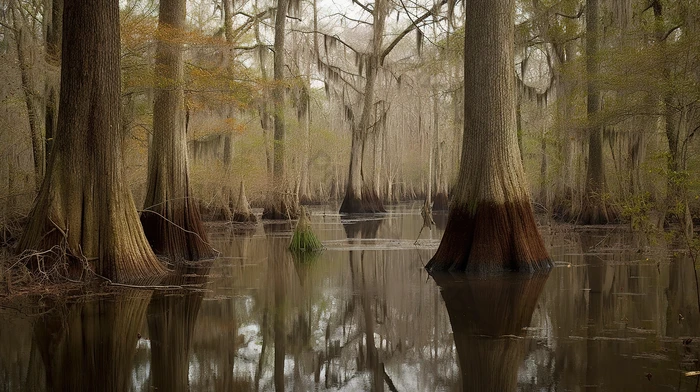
[426, 0, 550, 273]
[141, 0, 213, 262]
[339, 0, 387, 214]
[12, 19, 45, 191]
[432, 89, 448, 211]
[579, 0, 617, 224]
[44, 0, 62, 161]
[18, 0, 165, 282]
[263, 0, 299, 219]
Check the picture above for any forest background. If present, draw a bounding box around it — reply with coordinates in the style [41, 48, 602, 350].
[0, 0, 699, 241]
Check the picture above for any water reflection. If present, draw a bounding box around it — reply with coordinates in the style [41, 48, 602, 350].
[434, 273, 549, 391]
[33, 291, 152, 392]
[146, 264, 210, 392]
[2, 205, 700, 391]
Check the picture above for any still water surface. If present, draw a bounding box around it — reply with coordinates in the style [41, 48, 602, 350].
[1, 203, 699, 391]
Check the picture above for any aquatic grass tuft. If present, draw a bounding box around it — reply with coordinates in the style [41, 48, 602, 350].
[289, 207, 323, 254]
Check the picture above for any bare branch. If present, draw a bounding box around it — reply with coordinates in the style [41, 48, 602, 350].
[381, 0, 448, 62]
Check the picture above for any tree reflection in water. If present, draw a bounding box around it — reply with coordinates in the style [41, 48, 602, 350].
[33, 290, 152, 392]
[146, 262, 211, 391]
[433, 272, 549, 392]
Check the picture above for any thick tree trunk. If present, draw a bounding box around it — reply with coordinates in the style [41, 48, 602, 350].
[579, 0, 617, 224]
[141, 0, 213, 262]
[339, 0, 387, 214]
[426, 0, 550, 273]
[18, 0, 165, 282]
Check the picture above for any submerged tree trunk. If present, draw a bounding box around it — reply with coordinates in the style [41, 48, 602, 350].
[579, 0, 617, 224]
[141, 0, 213, 262]
[17, 0, 165, 282]
[426, 0, 551, 273]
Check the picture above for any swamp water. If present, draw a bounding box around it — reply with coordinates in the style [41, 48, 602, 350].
[1, 203, 699, 391]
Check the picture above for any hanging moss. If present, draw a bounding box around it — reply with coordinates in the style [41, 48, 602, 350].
[289, 207, 323, 254]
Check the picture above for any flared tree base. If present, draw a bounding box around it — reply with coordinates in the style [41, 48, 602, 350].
[140, 202, 214, 262]
[432, 192, 449, 211]
[426, 200, 552, 273]
[339, 188, 386, 214]
[578, 196, 620, 225]
[262, 198, 300, 220]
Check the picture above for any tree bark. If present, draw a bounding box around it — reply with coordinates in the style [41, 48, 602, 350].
[579, 0, 617, 224]
[18, 0, 165, 282]
[339, 0, 387, 214]
[426, 0, 550, 273]
[141, 0, 213, 262]
[262, 0, 299, 219]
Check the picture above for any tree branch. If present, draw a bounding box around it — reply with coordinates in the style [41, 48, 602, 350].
[381, 0, 447, 62]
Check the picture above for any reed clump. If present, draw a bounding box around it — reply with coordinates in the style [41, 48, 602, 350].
[289, 207, 323, 254]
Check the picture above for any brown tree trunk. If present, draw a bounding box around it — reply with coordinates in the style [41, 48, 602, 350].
[263, 0, 299, 219]
[141, 0, 213, 262]
[18, 0, 165, 282]
[12, 16, 45, 191]
[579, 0, 617, 224]
[426, 0, 550, 273]
[339, 0, 387, 214]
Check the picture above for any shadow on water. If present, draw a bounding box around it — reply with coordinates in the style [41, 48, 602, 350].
[433, 272, 549, 392]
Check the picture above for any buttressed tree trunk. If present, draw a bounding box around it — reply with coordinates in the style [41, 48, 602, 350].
[17, 0, 165, 282]
[141, 0, 213, 262]
[426, 0, 551, 273]
[262, 0, 300, 220]
[339, 0, 387, 214]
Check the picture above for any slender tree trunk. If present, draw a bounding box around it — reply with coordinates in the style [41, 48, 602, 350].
[141, 0, 212, 262]
[44, 0, 62, 161]
[263, 0, 299, 219]
[18, 0, 165, 282]
[12, 17, 45, 191]
[339, 0, 387, 213]
[579, 0, 617, 224]
[433, 89, 448, 210]
[426, 0, 550, 273]
[254, 0, 274, 179]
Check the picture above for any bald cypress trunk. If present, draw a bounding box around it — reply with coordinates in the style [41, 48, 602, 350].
[141, 0, 213, 262]
[579, 0, 617, 224]
[17, 0, 165, 282]
[263, 0, 300, 219]
[426, 0, 550, 273]
[339, 0, 387, 214]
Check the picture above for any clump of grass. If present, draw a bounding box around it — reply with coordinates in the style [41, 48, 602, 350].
[289, 207, 323, 254]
